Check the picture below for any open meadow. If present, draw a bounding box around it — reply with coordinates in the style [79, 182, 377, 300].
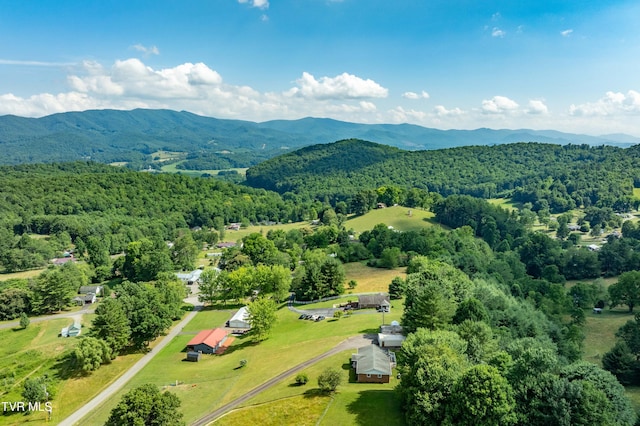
[80, 292, 404, 425]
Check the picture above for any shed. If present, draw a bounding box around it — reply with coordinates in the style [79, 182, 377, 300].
[186, 328, 229, 354]
[351, 345, 392, 383]
[228, 306, 251, 329]
[378, 333, 406, 348]
[61, 320, 81, 337]
[186, 351, 202, 362]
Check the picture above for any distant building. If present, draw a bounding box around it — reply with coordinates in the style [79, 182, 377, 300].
[176, 269, 204, 285]
[351, 345, 392, 383]
[79, 285, 103, 296]
[228, 306, 251, 329]
[357, 294, 391, 311]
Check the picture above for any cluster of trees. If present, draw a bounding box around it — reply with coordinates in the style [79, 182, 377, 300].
[396, 258, 635, 425]
[80, 274, 185, 373]
[247, 139, 640, 215]
[0, 162, 334, 274]
[0, 262, 92, 319]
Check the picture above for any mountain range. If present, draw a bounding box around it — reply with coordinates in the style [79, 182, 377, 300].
[0, 108, 638, 166]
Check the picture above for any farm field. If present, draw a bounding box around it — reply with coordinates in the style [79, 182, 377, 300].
[343, 263, 406, 294]
[345, 205, 435, 234]
[80, 298, 403, 425]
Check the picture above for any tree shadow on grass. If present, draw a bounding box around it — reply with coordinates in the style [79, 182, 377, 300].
[341, 361, 357, 383]
[346, 389, 403, 426]
[52, 352, 88, 380]
[302, 388, 330, 398]
[221, 336, 258, 356]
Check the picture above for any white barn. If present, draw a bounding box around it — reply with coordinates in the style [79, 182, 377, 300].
[228, 306, 251, 329]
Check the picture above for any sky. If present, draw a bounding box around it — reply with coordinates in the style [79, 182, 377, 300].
[0, 0, 639, 136]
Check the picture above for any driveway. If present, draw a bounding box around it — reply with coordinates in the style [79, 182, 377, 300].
[191, 333, 374, 426]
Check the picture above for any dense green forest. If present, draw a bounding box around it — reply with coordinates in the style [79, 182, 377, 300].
[246, 139, 640, 212]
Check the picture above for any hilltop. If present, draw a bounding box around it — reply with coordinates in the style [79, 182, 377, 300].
[0, 109, 638, 167]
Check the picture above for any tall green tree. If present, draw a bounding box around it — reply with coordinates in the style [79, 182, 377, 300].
[74, 337, 112, 372]
[171, 232, 199, 271]
[247, 297, 277, 342]
[91, 298, 131, 356]
[105, 384, 184, 426]
[609, 270, 640, 312]
[444, 364, 516, 426]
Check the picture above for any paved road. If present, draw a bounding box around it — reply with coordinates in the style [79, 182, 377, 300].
[0, 304, 95, 330]
[191, 334, 374, 426]
[58, 305, 203, 426]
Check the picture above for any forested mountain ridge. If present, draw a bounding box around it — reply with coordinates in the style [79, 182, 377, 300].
[0, 108, 638, 167]
[245, 139, 640, 211]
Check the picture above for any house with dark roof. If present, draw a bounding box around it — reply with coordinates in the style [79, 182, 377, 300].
[357, 294, 391, 310]
[79, 285, 103, 296]
[186, 328, 231, 354]
[351, 345, 392, 383]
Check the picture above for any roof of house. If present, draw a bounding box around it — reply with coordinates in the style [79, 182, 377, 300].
[352, 345, 391, 376]
[187, 328, 227, 348]
[358, 293, 390, 306]
[176, 269, 204, 282]
[79, 285, 102, 294]
[378, 333, 406, 347]
[230, 306, 250, 323]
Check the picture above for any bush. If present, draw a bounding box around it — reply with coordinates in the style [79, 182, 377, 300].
[318, 368, 342, 393]
[295, 373, 309, 385]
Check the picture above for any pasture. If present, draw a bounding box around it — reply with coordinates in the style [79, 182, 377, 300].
[81, 299, 403, 425]
[345, 205, 435, 234]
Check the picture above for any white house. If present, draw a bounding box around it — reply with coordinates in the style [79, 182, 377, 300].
[176, 269, 204, 285]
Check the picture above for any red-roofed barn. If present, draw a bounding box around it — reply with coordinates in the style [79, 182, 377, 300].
[186, 328, 229, 354]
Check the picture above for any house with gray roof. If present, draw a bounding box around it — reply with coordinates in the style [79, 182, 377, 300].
[351, 345, 392, 383]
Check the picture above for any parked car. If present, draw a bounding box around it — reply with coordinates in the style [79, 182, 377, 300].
[315, 315, 325, 321]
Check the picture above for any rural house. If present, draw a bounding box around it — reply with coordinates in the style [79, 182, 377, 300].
[228, 306, 251, 329]
[186, 328, 231, 354]
[357, 294, 391, 311]
[351, 345, 392, 383]
[176, 269, 203, 285]
[378, 321, 405, 348]
[79, 285, 103, 296]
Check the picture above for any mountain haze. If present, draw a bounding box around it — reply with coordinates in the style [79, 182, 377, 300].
[0, 109, 637, 166]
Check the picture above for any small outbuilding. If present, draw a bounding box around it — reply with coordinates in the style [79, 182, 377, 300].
[186, 351, 202, 362]
[186, 328, 230, 354]
[61, 320, 81, 337]
[351, 345, 392, 383]
[228, 306, 251, 329]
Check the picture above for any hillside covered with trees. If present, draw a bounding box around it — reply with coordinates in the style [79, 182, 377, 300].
[246, 139, 640, 213]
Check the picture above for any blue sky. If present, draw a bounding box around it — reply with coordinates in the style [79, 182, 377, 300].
[0, 0, 639, 136]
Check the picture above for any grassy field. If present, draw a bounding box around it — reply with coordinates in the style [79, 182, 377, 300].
[487, 198, 521, 211]
[343, 263, 406, 294]
[81, 299, 403, 425]
[217, 349, 403, 426]
[345, 205, 435, 234]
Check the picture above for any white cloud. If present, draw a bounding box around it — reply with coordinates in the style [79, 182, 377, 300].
[569, 90, 640, 116]
[482, 96, 519, 114]
[402, 91, 430, 100]
[131, 44, 160, 56]
[388, 106, 428, 123]
[238, 0, 269, 9]
[527, 100, 548, 115]
[286, 71, 388, 100]
[492, 27, 506, 38]
[561, 29, 573, 37]
[433, 105, 464, 117]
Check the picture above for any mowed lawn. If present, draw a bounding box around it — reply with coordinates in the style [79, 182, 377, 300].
[344, 263, 406, 294]
[81, 300, 403, 425]
[217, 350, 403, 426]
[346, 205, 435, 234]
